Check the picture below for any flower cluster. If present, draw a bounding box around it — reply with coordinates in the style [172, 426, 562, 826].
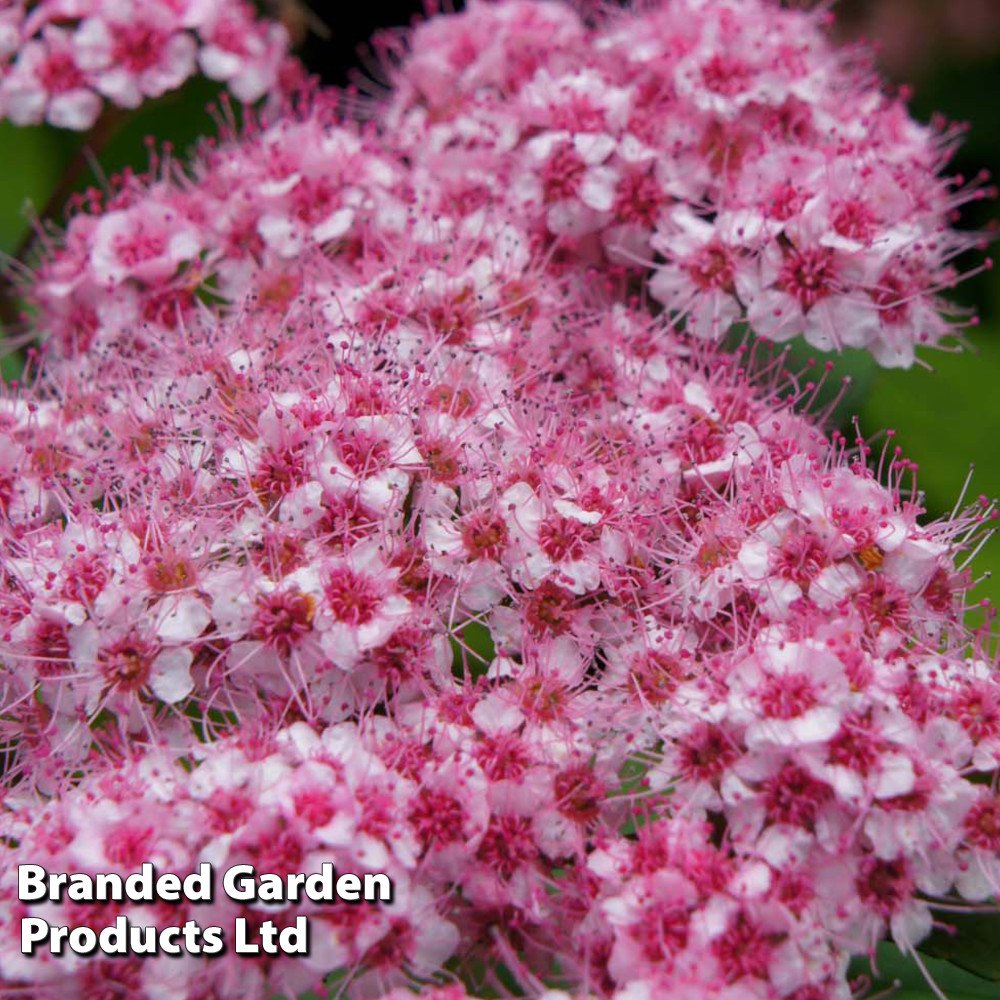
[24, 0, 992, 369]
[1, 725, 467, 1000]
[383, 0, 994, 367]
[0, 2, 998, 1000]
[0, 0, 292, 130]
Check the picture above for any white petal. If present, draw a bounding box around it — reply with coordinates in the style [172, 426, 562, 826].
[573, 132, 616, 164]
[150, 648, 194, 703]
[579, 167, 618, 212]
[157, 595, 211, 642]
[874, 754, 915, 799]
[312, 207, 355, 243]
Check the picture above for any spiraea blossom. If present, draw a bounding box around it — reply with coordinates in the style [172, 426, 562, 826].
[0, 2, 998, 1000]
[0, 0, 293, 129]
[382, 0, 994, 367]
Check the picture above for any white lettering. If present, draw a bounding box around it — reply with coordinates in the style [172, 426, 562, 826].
[364, 872, 392, 901]
[337, 873, 360, 901]
[17, 865, 47, 902]
[223, 864, 256, 902]
[20, 917, 49, 954]
[234, 916, 259, 954]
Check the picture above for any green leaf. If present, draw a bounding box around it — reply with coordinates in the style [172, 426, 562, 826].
[1, 351, 25, 383]
[920, 912, 1000, 982]
[857, 324, 1000, 620]
[451, 620, 496, 680]
[0, 121, 66, 255]
[849, 942, 1000, 1000]
[781, 339, 882, 428]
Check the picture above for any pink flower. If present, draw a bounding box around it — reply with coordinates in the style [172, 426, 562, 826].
[196, 3, 288, 103]
[0, 26, 100, 128]
[649, 208, 742, 341]
[73, 1, 197, 108]
[313, 544, 413, 671]
[726, 631, 848, 749]
[739, 234, 882, 351]
[0, 2, 996, 998]
[90, 201, 202, 286]
[0, 6, 23, 66]
[514, 130, 621, 237]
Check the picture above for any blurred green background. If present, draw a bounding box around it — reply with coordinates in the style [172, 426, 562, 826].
[3, 0, 1000, 617]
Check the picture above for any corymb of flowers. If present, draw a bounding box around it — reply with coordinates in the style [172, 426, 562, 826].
[0, 1, 998, 999]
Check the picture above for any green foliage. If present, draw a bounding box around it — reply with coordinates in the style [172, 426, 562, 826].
[850, 942, 1000, 1000]
[0, 121, 66, 254]
[921, 912, 1000, 982]
[451, 620, 497, 680]
[857, 320, 1000, 617]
